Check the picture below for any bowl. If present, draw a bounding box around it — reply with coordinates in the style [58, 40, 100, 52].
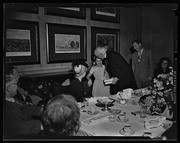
[97, 98, 115, 105]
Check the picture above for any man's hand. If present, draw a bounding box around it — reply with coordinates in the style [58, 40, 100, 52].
[112, 77, 119, 84]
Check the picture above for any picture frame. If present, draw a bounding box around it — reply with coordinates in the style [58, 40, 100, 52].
[47, 23, 86, 63]
[91, 27, 119, 60]
[45, 7, 86, 19]
[5, 20, 39, 64]
[91, 7, 120, 23]
[5, 3, 38, 14]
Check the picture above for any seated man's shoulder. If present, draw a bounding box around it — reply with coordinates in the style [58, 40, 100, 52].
[73, 129, 92, 136]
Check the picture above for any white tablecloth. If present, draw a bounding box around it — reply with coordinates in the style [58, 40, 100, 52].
[79, 95, 173, 138]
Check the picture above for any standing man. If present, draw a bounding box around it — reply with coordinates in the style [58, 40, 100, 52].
[94, 46, 137, 95]
[132, 39, 154, 88]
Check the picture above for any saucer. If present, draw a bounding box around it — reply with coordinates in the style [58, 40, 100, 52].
[87, 110, 99, 115]
[119, 128, 135, 135]
[117, 117, 129, 123]
[110, 109, 121, 114]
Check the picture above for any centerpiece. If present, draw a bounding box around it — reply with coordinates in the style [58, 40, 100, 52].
[139, 67, 176, 119]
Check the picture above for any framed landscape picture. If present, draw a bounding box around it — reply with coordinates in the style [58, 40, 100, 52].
[5, 20, 39, 64]
[91, 7, 120, 23]
[45, 7, 86, 19]
[91, 27, 119, 60]
[47, 23, 86, 63]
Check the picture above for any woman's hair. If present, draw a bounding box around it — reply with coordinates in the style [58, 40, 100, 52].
[41, 94, 80, 136]
[159, 57, 171, 67]
[72, 60, 88, 77]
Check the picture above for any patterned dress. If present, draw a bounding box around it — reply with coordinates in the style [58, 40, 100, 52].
[89, 65, 110, 97]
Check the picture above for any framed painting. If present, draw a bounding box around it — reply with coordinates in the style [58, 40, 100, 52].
[91, 27, 119, 60]
[45, 7, 86, 19]
[5, 3, 38, 14]
[47, 23, 86, 63]
[5, 20, 39, 64]
[91, 7, 120, 23]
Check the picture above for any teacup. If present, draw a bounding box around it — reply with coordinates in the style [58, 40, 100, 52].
[109, 114, 117, 122]
[123, 125, 132, 133]
[139, 111, 146, 118]
[88, 107, 97, 114]
[118, 112, 126, 121]
[142, 132, 152, 137]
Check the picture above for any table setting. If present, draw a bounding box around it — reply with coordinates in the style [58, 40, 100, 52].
[78, 87, 174, 138]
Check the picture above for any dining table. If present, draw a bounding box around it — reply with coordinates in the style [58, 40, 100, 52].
[78, 89, 174, 139]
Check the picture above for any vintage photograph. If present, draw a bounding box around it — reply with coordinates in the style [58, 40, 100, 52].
[58, 7, 80, 11]
[5, 20, 39, 64]
[96, 7, 116, 17]
[4, 3, 177, 141]
[55, 34, 80, 53]
[6, 29, 31, 57]
[91, 7, 120, 23]
[45, 7, 85, 19]
[47, 23, 86, 62]
[96, 33, 116, 51]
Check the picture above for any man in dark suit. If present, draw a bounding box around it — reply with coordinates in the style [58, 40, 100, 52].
[4, 66, 43, 138]
[94, 46, 137, 95]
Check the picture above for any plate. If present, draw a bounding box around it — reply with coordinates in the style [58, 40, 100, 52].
[110, 109, 121, 114]
[87, 110, 99, 115]
[119, 127, 135, 135]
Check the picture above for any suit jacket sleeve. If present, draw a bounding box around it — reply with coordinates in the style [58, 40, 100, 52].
[12, 119, 41, 136]
[108, 53, 130, 81]
[5, 102, 42, 136]
[148, 50, 154, 78]
[131, 54, 136, 72]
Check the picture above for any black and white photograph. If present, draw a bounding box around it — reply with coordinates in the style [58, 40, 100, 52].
[3, 3, 177, 141]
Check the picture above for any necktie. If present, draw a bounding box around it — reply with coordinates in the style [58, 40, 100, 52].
[138, 54, 141, 63]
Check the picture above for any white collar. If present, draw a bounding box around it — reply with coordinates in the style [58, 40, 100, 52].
[6, 97, 15, 103]
[138, 48, 143, 55]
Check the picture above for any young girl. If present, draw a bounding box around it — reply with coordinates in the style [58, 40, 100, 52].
[87, 57, 110, 97]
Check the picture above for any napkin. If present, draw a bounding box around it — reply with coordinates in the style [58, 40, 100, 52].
[104, 78, 113, 85]
[82, 114, 109, 125]
[144, 116, 166, 129]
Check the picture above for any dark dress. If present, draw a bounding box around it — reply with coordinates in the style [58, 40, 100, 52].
[154, 67, 172, 78]
[4, 100, 42, 138]
[105, 51, 137, 94]
[69, 78, 92, 102]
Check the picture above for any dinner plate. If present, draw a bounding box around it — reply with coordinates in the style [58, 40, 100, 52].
[87, 110, 99, 115]
[119, 128, 135, 135]
[110, 109, 121, 114]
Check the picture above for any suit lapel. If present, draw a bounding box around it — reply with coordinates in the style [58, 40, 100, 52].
[140, 49, 146, 63]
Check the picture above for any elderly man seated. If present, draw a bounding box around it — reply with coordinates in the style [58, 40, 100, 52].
[4, 65, 44, 138]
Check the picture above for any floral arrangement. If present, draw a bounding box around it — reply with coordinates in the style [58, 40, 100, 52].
[139, 67, 176, 117]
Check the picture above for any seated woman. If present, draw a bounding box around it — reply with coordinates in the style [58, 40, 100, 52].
[68, 60, 92, 102]
[154, 57, 172, 78]
[41, 94, 91, 137]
